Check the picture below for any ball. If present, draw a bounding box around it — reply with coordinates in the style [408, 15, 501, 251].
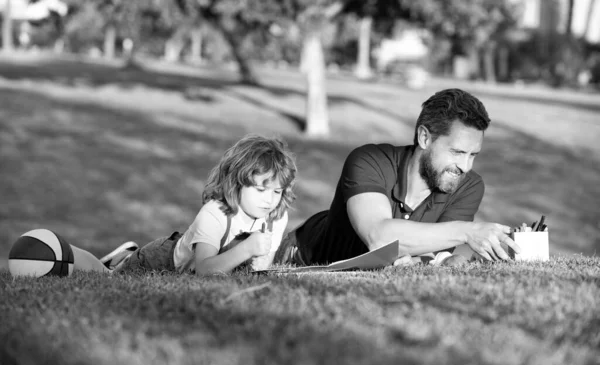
[8, 229, 75, 277]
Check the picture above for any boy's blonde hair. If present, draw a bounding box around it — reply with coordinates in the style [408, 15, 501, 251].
[202, 135, 297, 221]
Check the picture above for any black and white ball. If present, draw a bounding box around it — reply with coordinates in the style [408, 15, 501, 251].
[8, 229, 75, 277]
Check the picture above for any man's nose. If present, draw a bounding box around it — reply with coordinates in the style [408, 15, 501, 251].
[456, 155, 472, 173]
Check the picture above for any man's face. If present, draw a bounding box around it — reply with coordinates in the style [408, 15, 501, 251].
[419, 120, 484, 193]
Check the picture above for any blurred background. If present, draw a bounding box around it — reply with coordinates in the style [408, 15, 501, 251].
[1, 0, 599, 264]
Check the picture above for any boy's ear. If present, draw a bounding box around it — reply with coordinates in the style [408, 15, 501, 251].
[417, 125, 432, 149]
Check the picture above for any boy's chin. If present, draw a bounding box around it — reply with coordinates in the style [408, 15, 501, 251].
[241, 208, 266, 220]
[248, 211, 264, 219]
[247, 212, 268, 220]
[251, 209, 272, 220]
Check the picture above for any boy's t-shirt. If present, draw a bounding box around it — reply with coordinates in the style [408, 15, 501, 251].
[173, 200, 288, 273]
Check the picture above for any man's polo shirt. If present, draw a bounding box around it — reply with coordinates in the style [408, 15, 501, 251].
[297, 143, 485, 265]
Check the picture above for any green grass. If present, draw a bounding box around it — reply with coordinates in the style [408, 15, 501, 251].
[1, 53, 600, 364]
[1, 256, 599, 365]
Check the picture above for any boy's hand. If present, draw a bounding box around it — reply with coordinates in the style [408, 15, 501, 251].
[244, 223, 272, 257]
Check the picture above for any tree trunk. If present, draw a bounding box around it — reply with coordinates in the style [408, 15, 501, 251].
[303, 32, 329, 137]
[164, 24, 192, 62]
[104, 24, 116, 59]
[354, 16, 373, 80]
[164, 38, 185, 62]
[564, 0, 577, 85]
[497, 45, 509, 81]
[2, 0, 13, 52]
[189, 27, 203, 63]
[53, 38, 65, 53]
[299, 41, 308, 73]
[584, 0, 597, 38]
[483, 43, 496, 84]
[218, 26, 258, 85]
[468, 46, 481, 80]
[565, 0, 574, 35]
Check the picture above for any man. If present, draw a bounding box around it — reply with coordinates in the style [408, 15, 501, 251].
[277, 88, 520, 266]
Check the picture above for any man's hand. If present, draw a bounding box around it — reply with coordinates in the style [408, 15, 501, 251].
[393, 254, 415, 266]
[441, 254, 468, 266]
[465, 223, 521, 261]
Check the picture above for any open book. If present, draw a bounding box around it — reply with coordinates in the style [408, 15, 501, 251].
[253, 240, 406, 274]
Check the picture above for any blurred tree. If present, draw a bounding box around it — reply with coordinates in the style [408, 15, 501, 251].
[552, 0, 586, 87]
[398, 0, 519, 83]
[516, 0, 589, 87]
[60, 0, 120, 58]
[342, 0, 377, 79]
[340, 0, 521, 83]
[341, 0, 425, 79]
[354, 15, 372, 79]
[27, 8, 66, 51]
[2, 0, 14, 52]
[175, 0, 289, 85]
[60, 1, 103, 53]
[297, 1, 343, 136]
[61, 0, 154, 62]
[0, 0, 69, 53]
[140, 0, 195, 62]
[584, 0, 596, 37]
[175, 0, 341, 136]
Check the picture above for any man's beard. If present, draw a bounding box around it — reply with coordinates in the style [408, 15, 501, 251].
[419, 150, 464, 193]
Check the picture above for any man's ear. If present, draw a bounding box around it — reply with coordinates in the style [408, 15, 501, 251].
[417, 125, 432, 149]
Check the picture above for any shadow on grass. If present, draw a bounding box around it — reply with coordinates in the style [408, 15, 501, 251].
[0, 57, 417, 134]
[0, 86, 351, 258]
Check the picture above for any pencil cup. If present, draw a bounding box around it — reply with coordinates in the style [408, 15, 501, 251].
[507, 232, 549, 262]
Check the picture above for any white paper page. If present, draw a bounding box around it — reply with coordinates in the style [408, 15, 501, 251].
[253, 240, 404, 273]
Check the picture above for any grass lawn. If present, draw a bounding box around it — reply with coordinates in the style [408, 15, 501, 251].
[1, 257, 599, 365]
[0, 53, 599, 364]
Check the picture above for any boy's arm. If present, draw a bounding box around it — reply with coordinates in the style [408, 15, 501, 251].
[250, 213, 289, 271]
[194, 230, 272, 274]
[193, 242, 254, 275]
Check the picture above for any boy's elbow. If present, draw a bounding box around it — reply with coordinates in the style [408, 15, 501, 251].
[195, 265, 228, 276]
[194, 259, 218, 275]
[194, 262, 210, 275]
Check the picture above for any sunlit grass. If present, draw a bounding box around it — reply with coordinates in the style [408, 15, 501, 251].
[1, 255, 599, 365]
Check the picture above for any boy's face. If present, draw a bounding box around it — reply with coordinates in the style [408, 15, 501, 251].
[239, 173, 283, 219]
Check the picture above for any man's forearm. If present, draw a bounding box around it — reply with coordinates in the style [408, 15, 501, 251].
[366, 219, 471, 255]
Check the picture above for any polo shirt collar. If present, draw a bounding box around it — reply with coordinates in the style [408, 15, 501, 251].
[391, 145, 450, 207]
[391, 145, 413, 204]
[433, 190, 450, 204]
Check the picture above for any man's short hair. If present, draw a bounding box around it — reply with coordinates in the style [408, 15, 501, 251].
[413, 89, 491, 145]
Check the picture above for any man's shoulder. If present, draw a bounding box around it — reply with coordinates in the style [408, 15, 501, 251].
[348, 143, 411, 163]
[457, 170, 485, 195]
[464, 170, 484, 185]
[351, 143, 410, 155]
